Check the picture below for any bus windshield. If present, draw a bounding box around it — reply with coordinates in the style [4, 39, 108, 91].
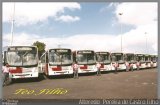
[7, 47, 38, 66]
[77, 51, 95, 64]
[145, 56, 151, 61]
[126, 55, 135, 61]
[96, 54, 110, 63]
[137, 55, 145, 62]
[112, 54, 123, 62]
[151, 56, 157, 62]
[49, 49, 72, 65]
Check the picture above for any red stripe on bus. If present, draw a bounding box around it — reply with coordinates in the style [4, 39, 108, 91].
[52, 66, 62, 71]
[80, 65, 87, 69]
[100, 64, 104, 68]
[10, 67, 22, 73]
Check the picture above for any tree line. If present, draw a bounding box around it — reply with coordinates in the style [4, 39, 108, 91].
[32, 41, 46, 59]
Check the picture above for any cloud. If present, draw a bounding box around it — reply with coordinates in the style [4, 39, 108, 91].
[3, 2, 81, 25]
[3, 3, 157, 55]
[3, 33, 42, 47]
[3, 24, 157, 55]
[107, 2, 119, 9]
[55, 15, 80, 23]
[100, 2, 119, 13]
[115, 2, 157, 26]
[113, 2, 157, 55]
[3, 33, 116, 51]
[122, 22, 157, 54]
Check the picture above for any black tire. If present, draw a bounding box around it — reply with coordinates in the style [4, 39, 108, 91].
[38, 73, 46, 81]
[69, 74, 74, 78]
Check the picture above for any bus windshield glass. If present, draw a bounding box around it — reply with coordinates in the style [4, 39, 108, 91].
[145, 56, 151, 61]
[112, 53, 123, 62]
[126, 54, 135, 61]
[7, 47, 38, 66]
[151, 56, 157, 62]
[137, 55, 145, 62]
[77, 51, 95, 64]
[49, 49, 72, 65]
[96, 53, 110, 63]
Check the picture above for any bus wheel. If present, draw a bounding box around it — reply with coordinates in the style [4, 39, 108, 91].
[69, 74, 74, 78]
[43, 74, 49, 79]
[38, 73, 45, 80]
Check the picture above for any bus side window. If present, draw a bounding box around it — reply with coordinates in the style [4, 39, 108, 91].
[46, 53, 48, 63]
[41, 54, 45, 63]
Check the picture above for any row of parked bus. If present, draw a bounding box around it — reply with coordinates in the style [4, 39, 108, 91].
[3, 46, 158, 81]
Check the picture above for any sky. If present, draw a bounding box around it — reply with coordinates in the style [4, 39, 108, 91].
[2, 2, 158, 55]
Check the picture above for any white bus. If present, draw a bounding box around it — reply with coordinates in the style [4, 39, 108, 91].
[124, 53, 137, 70]
[135, 54, 146, 69]
[150, 55, 158, 68]
[6, 46, 40, 79]
[73, 50, 97, 73]
[95, 52, 113, 71]
[111, 52, 126, 70]
[40, 48, 73, 76]
[144, 54, 152, 68]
